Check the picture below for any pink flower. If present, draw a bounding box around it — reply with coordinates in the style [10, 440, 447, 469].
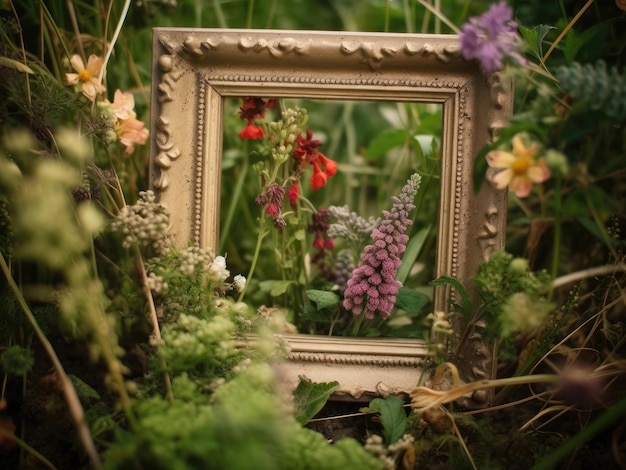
[116, 116, 149, 154]
[343, 174, 421, 320]
[112, 89, 136, 120]
[65, 54, 106, 101]
[487, 134, 551, 198]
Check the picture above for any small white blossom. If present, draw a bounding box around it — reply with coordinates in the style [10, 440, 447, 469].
[209, 255, 230, 282]
[233, 274, 246, 292]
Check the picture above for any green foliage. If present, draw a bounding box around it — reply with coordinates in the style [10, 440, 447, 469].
[473, 252, 553, 338]
[430, 276, 472, 318]
[556, 60, 626, 121]
[360, 396, 408, 446]
[519, 24, 555, 61]
[293, 377, 339, 425]
[394, 286, 430, 315]
[0, 344, 34, 375]
[104, 368, 380, 470]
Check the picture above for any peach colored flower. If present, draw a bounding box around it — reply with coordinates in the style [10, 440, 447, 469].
[116, 116, 148, 154]
[112, 89, 135, 120]
[486, 134, 551, 198]
[65, 54, 105, 101]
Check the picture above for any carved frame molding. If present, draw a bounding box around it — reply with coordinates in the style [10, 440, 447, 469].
[151, 29, 511, 402]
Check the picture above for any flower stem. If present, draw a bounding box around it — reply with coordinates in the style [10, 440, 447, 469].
[220, 142, 250, 253]
[0, 254, 101, 469]
[238, 214, 268, 302]
[549, 175, 562, 300]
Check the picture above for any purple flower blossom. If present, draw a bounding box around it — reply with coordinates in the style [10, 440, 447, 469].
[459, 1, 524, 74]
[342, 174, 421, 320]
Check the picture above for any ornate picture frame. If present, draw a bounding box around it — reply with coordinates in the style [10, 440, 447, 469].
[150, 29, 511, 402]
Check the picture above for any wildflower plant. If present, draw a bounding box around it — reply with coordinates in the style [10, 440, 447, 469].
[343, 174, 421, 323]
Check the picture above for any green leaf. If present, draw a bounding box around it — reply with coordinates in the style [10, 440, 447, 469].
[258, 280, 294, 297]
[293, 376, 339, 425]
[306, 289, 340, 310]
[360, 396, 407, 445]
[519, 24, 555, 61]
[364, 129, 408, 161]
[431, 276, 472, 318]
[396, 225, 431, 284]
[69, 374, 100, 403]
[562, 22, 610, 64]
[394, 286, 430, 314]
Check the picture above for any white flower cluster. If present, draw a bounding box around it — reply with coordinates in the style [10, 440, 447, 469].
[232, 274, 246, 292]
[110, 190, 169, 256]
[327, 204, 380, 242]
[178, 245, 214, 276]
[364, 433, 415, 470]
[208, 255, 230, 282]
[146, 272, 168, 294]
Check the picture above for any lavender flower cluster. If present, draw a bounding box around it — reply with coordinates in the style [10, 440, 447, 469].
[459, 1, 525, 75]
[342, 174, 421, 320]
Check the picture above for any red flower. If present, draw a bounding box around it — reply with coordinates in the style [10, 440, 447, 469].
[293, 129, 337, 190]
[238, 97, 274, 140]
[313, 235, 325, 249]
[239, 120, 264, 140]
[310, 162, 328, 191]
[265, 203, 279, 216]
[287, 180, 300, 208]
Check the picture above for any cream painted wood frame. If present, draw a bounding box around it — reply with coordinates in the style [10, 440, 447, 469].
[150, 29, 511, 403]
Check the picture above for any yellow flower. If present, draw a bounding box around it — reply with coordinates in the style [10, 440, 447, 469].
[486, 134, 551, 198]
[65, 54, 105, 101]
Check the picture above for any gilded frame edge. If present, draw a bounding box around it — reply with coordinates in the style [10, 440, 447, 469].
[150, 28, 512, 403]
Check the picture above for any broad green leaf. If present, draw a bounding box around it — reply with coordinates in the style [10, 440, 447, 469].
[293, 376, 339, 424]
[306, 289, 340, 310]
[0, 56, 34, 74]
[413, 135, 438, 160]
[394, 286, 430, 314]
[364, 128, 408, 161]
[519, 24, 555, 61]
[396, 225, 431, 284]
[562, 22, 610, 64]
[360, 396, 407, 445]
[258, 280, 294, 297]
[431, 275, 472, 318]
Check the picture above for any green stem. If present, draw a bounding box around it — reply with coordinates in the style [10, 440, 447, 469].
[245, 0, 255, 29]
[531, 394, 626, 470]
[0, 427, 58, 470]
[384, 0, 390, 32]
[220, 146, 250, 253]
[549, 175, 562, 300]
[0, 254, 102, 469]
[238, 214, 268, 302]
[211, 0, 227, 28]
[350, 314, 365, 337]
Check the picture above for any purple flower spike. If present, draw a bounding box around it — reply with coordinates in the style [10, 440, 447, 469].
[342, 174, 421, 320]
[459, 1, 525, 75]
